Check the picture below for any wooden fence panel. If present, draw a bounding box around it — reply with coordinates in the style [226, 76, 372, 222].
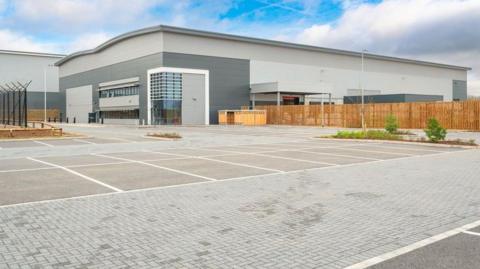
[253, 100, 480, 130]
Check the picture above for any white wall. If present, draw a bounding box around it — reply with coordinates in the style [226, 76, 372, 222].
[0, 52, 61, 92]
[251, 60, 455, 102]
[99, 95, 139, 110]
[66, 85, 92, 123]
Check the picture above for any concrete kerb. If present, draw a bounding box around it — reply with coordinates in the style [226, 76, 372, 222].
[0, 146, 470, 210]
[312, 137, 479, 149]
[0, 135, 92, 142]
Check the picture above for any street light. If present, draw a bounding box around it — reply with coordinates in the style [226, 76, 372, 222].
[360, 49, 367, 132]
[43, 64, 54, 122]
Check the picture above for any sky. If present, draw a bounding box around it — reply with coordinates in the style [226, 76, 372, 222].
[0, 0, 479, 95]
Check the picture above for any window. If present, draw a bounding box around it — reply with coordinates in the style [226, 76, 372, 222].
[150, 72, 183, 125]
[99, 109, 139, 119]
[99, 85, 139, 98]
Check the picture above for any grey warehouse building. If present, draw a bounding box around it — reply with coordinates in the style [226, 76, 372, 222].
[0, 50, 64, 117]
[55, 25, 471, 125]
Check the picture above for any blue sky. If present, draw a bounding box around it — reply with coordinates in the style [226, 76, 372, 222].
[0, 0, 479, 95]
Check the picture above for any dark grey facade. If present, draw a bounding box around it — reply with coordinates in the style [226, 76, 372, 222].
[344, 94, 444, 104]
[58, 52, 250, 124]
[27, 92, 62, 110]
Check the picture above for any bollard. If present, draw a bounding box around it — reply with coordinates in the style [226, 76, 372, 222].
[73, 117, 76, 124]
[48, 117, 51, 122]
[101, 118, 104, 124]
[66, 117, 69, 123]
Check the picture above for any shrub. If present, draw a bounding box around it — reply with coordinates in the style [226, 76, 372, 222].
[332, 130, 401, 140]
[385, 114, 399, 134]
[146, 132, 182, 139]
[424, 118, 447, 142]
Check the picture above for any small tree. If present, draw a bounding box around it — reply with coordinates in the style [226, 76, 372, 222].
[385, 114, 399, 134]
[425, 118, 447, 142]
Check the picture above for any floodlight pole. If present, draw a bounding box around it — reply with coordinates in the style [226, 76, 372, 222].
[44, 66, 47, 122]
[360, 49, 367, 132]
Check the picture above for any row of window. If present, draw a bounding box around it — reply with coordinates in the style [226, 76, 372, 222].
[150, 72, 183, 101]
[99, 109, 139, 119]
[99, 86, 139, 98]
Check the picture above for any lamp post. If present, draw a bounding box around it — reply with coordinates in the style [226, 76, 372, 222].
[360, 49, 367, 132]
[43, 64, 54, 122]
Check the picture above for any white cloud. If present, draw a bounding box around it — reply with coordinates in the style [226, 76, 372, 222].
[64, 32, 112, 53]
[10, 0, 165, 33]
[294, 0, 480, 95]
[0, 29, 57, 52]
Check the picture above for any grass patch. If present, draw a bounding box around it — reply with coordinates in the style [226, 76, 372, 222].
[331, 130, 402, 140]
[146, 132, 182, 139]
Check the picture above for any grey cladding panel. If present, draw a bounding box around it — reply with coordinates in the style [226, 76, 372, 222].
[452, 80, 467, 100]
[59, 53, 163, 122]
[162, 52, 250, 123]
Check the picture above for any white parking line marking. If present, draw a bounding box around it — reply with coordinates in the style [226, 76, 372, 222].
[198, 156, 285, 173]
[93, 153, 217, 181]
[463, 230, 480, 237]
[32, 140, 55, 147]
[344, 219, 480, 269]
[27, 157, 123, 192]
[296, 149, 382, 161]
[0, 148, 469, 209]
[337, 147, 415, 156]
[201, 148, 339, 166]
[74, 139, 96, 145]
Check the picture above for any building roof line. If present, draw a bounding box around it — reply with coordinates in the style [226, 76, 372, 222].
[55, 25, 472, 71]
[0, 49, 65, 58]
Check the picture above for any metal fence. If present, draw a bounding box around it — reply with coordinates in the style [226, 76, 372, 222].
[0, 81, 31, 127]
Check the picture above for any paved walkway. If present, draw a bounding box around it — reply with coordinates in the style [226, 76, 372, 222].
[1, 147, 479, 268]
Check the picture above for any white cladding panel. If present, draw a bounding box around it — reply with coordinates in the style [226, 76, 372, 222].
[60, 32, 163, 77]
[66, 85, 93, 123]
[251, 60, 454, 101]
[162, 32, 467, 81]
[99, 95, 139, 110]
[0, 53, 60, 92]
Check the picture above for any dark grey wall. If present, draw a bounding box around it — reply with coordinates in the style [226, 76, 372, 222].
[452, 80, 467, 100]
[162, 52, 250, 123]
[59, 52, 250, 124]
[344, 94, 444, 104]
[59, 53, 164, 123]
[27, 92, 62, 110]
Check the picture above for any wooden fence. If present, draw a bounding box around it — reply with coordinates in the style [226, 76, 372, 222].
[252, 100, 480, 130]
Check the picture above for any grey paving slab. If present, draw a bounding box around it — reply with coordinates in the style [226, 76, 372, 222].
[0, 148, 478, 268]
[0, 140, 44, 148]
[303, 147, 410, 159]
[348, 145, 437, 155]
[0, 158, 50, 171]
[155, 148, 228, 157]
[205, 145, 276, 153]
[262, 150, 372, 165]
[76, 137, 125, 144]
[0, 169, 111, 205]
[35, 139, 89, 146]
[38, 154, 125, 167]
[469, 225, 480, 233]
[373, 142, 465, 152]
[71, 162, 206, 190]
[208, 154, 328, 171]
[147, 158, 274, 180]
[368, 233, 480, 269]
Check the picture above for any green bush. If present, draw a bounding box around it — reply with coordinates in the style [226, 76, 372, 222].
[424, 118, 447, 142]
[385, 114, 399, 134]
[333, 130, 401, 140]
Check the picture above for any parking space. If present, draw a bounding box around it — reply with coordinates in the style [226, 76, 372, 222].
[0, 125, 478, 269]
[0, 138, 466, 207]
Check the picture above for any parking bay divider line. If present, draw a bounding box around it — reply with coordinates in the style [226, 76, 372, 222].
[32, 140, 55, 147]
[142, 149, 286, 173]
[344, 219, 480, 269]
[463, 230, 480, 237]
[93, 153, 217, 182]
[27, 157, 123, 192]
[0, 147, 470, 209]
